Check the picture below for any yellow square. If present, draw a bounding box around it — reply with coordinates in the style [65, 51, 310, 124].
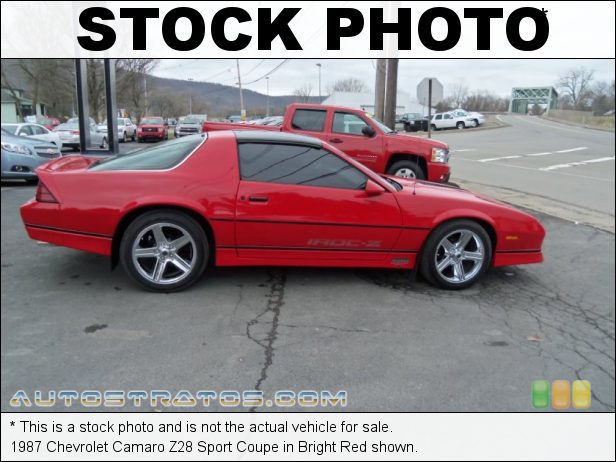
[572, 380, 591, 409]
[552, 380, 571, 410]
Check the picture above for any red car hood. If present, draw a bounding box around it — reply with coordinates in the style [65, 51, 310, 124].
[386, 132, 448, 150]
[139, 124, 164, 129]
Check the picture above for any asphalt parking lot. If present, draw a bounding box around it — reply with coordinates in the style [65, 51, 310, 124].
[1, 118, 614, 412]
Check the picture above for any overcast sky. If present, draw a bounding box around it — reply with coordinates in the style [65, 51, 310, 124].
[152, 59, 615, 99]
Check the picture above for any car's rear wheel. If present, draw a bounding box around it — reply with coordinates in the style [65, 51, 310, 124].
[431, 124, 437, 131]
[120, 210, 209, 292]
[101, 137, 108, 149]
[122, 132, 127, 143]
[387, 160, 425, 180]
[472, 119, 479, 127]
[420, 219, 492, 290]
[456, 122, 465, 129]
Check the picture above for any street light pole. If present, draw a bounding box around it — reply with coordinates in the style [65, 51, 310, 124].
[316, 63, 322, 99]
[266, 76, 270, 117]
[236, 59, 245, 121]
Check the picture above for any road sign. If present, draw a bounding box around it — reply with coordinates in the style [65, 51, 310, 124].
[417, 78, 443, 105]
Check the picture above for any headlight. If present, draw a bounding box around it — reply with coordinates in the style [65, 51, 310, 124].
[1, 142, 31, 155]
[431, 148, 449, 163]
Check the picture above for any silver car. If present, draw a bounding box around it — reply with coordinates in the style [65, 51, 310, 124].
[1, 130, 61, 183]
[174, 116, 203, 137]
[53, 121, 108, 151]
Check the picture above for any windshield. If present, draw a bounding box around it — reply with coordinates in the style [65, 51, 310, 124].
[141, 118, 163, 125]
[1, 124, 18, 135]
[366, 114, 395, 134]
[179, 117, 200, 124]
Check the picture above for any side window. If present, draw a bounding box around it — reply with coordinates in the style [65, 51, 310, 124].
[239, 143, 367, 190]
[444, 114, 453, 120]
[332, 112, 369, 135]
[291, 109, 326, 132]
[435, 115, 442, 120]
[19, 125, 33, 136]
[32, 125, 46, 135]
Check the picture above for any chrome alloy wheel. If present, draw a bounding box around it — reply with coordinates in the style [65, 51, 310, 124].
[131, 223, 196, 285]
[394, 167, 417, 179]
[434, 229, 485, 284]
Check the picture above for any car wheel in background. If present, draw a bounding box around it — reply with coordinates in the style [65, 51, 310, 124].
[132, 132, 136, 141]
[387, 160, 425, 180]
[420, 219, 492, 290]
[120, 210, 209, 292]
[431, 124, 437, 131]
[456, 122, 465, 129]
[101, 137, 108, 149]
[472, 119, 479, 127]
[122, 132, 127, 143]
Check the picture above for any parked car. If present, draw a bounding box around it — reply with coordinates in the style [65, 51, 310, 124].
[1, 130, 61, 183]
[451, 109, 485, 127]
[1, 123, 63, 149]
[174, 116, 203, 137]
[53, 122, 108, 151]
[398, 113, 429, 132]
[137, 117, 167, 143]
[20, 131, 545, 292]
[35, 116, 61, 131]
[430, 111, 476, 130]
[203, 103, 451, 182]
[97, 118, 137, 142]
[226, 115, 242, 123]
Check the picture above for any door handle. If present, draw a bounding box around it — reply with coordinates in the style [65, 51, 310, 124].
[329, 138, 343, 144]
[248, 195, 269, 203]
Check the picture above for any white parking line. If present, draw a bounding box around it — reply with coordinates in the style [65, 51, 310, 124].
[478, 155, 522, 162]
[527, 152, 554, 157]
[540, 156, 615, 171]
[555, 147, 589, 153]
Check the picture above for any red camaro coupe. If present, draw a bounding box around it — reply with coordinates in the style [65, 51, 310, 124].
[20, 131, 545, 292]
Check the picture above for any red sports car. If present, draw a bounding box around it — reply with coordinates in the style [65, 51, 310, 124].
[20, 131, 545, 292]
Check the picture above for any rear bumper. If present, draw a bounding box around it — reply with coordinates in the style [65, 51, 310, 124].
[493, 250, 543, 267]
[426, 162, 451, 183]
[23, 224, 112, 256]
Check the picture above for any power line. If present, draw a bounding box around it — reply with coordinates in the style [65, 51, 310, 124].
[242, 59, 291, 86]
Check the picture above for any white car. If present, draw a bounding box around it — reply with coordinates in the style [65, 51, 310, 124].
[97, 118, 136, 142]
[451, 109, 485, 127]
[430, 111, 476, 130]
[1, 123, 63, 149]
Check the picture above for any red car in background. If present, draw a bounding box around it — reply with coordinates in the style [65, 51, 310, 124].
[37, 116, 61, 131]
[20, 131, 545, 292]
[137, 116, 167, 142]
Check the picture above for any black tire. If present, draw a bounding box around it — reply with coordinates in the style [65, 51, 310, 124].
[72, 145, 80, 152]
[403, 123, 412, 132]
[419, 219, 492, 290]
[431, 124, 437, 131]
[132, 132, 136, 141]
[472, 119, 479, 127]
[456, 122, 465, 129]
[137, 137, 142, 143]
[387, 159, 425, 180]
[120, 210, 209, 292]
[122, 132, 127, 143]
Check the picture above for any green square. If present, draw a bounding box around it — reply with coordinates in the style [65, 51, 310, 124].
[532, 380, 550, 408]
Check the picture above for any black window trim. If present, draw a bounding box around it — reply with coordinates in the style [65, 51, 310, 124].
[236, 141, 368, 191]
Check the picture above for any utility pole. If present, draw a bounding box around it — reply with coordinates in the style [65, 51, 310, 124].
[383, 58, 398, 129]
[266, 76, 270, 117]
[236, 59, 245, 120]
[316, 63, 322, 99]
[374, 59, 386, 120]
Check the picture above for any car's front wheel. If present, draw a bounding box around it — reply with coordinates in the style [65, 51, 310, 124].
[456, 122, 465, 129]
[420, 219, 492, 290]
[122, 132, 127, 143]
[120, 210, 209, 292]
[387, 160, 425, 180]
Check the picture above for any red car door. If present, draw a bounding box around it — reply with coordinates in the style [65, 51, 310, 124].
[327, 111, 383, 169]
[234, 141, 402, 262]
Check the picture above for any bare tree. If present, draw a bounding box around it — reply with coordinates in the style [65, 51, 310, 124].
[448, 83, 469, 108]
[557, 67, 595, 109]
[327, 78, 368, 93]
[116, 59, 159, 119]
[293, 84, 313, 103]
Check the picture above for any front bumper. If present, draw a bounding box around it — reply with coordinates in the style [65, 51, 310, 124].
[426, 162, 451, 183]
[137, 131, 165, 140]
[1, 149, 50, 179]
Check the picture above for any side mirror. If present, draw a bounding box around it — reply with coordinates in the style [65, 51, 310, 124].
[362, 125, 376, 137]
[364, 179, 384, 196]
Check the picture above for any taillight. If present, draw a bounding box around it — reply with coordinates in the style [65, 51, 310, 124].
[70, 130, 80, 135]
[36, 182, 58, 203]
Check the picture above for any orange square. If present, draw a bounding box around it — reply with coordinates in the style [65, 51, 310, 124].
[572, 380, 592, 409]
[552, 380, 571, 409]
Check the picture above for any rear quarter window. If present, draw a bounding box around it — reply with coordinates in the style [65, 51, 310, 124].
[89, 136, 205, 171]
[291, 109, 326, 132]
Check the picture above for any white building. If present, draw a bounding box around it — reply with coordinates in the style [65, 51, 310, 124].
[322, 90, 434, 116]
